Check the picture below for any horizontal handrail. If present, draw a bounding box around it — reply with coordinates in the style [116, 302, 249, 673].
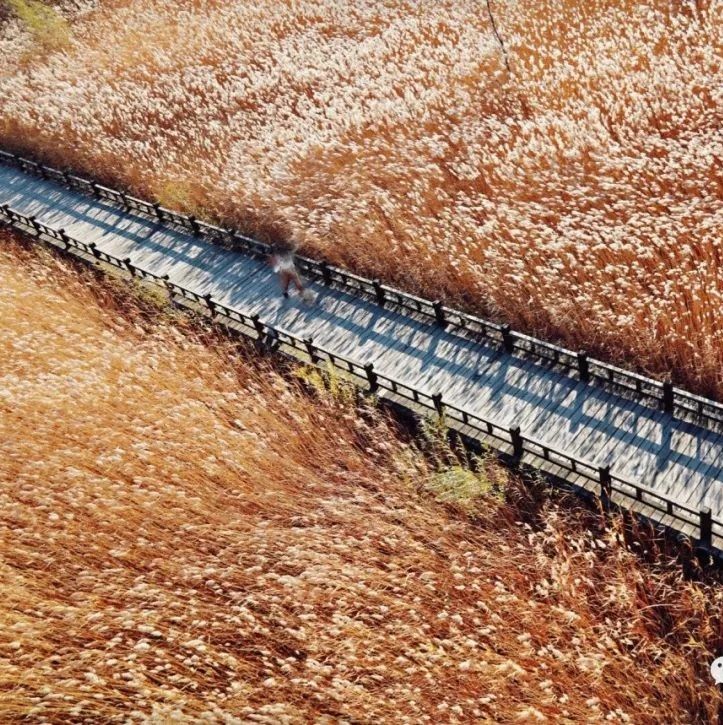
[1, 201, 719, 553]
[2, 148, 722, 431]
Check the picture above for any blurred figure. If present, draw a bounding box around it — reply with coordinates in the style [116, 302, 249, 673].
[270, 248, 305, 298]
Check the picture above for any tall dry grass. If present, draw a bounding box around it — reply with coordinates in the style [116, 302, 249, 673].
[2, 230, 723, 721]
[0, 0, 721, 398]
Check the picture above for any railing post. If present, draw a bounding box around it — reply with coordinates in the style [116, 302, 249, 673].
[59, 228, 71, 249]
[501, 324, 514, 354]
[599, 465, 612, 510]
[152, 203, 164, 222]
[372, 279, 385, 306]
[578, 351, 590, 383]
[304, 337, 319, 364]
[28, 215, 42, 236]
[0, 204, 12, 227]
[251, 313, 265, 337]
[188, 215, 200, 235]
[662, 380, 674, 414]
[432, 392, 444, 416]
[433, 300, 446, 326]
[509, 425, 523, 458]
[91, 182, 101, 198]
[202, 292, 216, 316]
[319, 261, 332, 285]
[364, 363, 379, 393]
[699, 506, 712, 550]
[119, 191, 131, 211]
[123, 257, 136, 276]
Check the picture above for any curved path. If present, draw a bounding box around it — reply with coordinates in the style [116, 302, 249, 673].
[1, 162, 722, 550]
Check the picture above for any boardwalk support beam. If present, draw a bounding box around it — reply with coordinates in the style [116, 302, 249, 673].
[663, 380, 674, 414]
[251, 314, 265, 337]
[364, 363, 379, 393]
[578, 351, 590, 383]
[599, 465, 612, 511]
[510, 426, 523, 459]
[699, 506, 712, 550]
[29, 215, 42, 236]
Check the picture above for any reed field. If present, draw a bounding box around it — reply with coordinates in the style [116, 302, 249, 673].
[0, 227, 722, 721]
[0, 0, 721, 398]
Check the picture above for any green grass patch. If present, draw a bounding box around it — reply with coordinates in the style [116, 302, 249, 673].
[425, 464, 505, 513]
[7, 0, 70, 51]
[294, 361, 359, 407]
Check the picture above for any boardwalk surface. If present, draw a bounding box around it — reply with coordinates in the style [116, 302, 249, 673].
[2, 163, 722, 545]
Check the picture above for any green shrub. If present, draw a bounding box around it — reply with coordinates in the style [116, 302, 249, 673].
[425, 464, 505, 512]
[294, 361, 358, 407]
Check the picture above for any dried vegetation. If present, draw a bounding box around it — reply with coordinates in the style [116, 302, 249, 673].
[0, 0, 721, 396]
[1, 231, 723, 721]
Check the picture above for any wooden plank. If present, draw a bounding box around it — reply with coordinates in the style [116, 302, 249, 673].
[534, 387, 621, 470]
[444, 354, 579, 431]
[403, 337, 501, 398]
[601, 412, 720, 515]
[577, 394, 667, 471]
[504, 367, 585, 433]
[652, 427, 723, 513]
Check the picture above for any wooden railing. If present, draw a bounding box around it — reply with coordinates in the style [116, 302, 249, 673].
[1, 200, 719, 555]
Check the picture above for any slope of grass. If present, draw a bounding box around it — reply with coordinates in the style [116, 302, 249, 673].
[0, 0, 720, 398]
[1, 231, 722, 722]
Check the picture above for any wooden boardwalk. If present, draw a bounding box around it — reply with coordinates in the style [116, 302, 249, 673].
[1, 161, 722, 549]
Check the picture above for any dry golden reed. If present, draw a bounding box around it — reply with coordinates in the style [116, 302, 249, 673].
[1, 231, 723, 721]
[0, 0, 721, 398]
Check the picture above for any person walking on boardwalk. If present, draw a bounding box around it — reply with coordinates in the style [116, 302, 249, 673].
[270, 246, 305, 298]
